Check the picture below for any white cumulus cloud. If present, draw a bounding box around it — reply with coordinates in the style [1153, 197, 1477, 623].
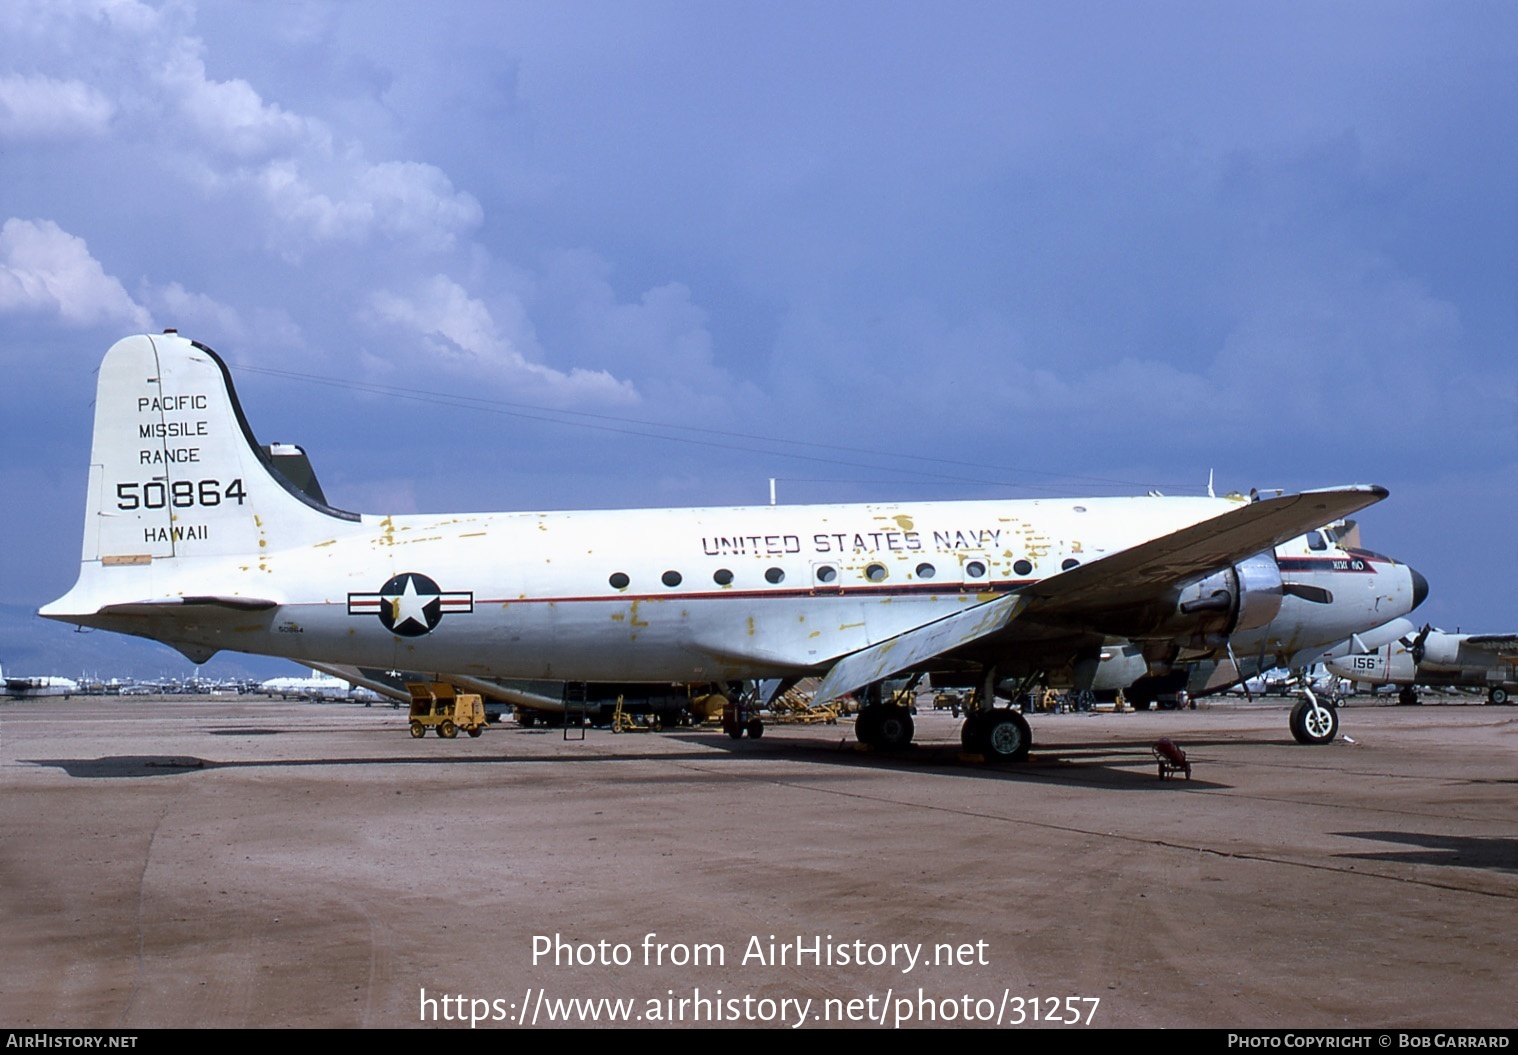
[157, 49, 322, 161]
[0, 218, 151, 330]
[0, 74, 114, 139]
[146, 42, 482, 254]
[1, 0, 480, 256]
[142, 281, 246, 342]
[368, 275, 639, 405]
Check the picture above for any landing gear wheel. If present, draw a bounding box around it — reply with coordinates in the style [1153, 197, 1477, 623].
[438, 719, 458, 739]
[518, 710, 536, 728]
[1398, 688, 1420, 706]
[960, 712, 987, 753]
[1489, 687, 1510, 705]
[409, 720, 425, 738]
[1289, 699, 1339, 744]
[874, 705, 914, 749]
[746, 718, 764, 739]
[854, 707, 883, 745]
[467, 726, 483, 738]
[982, 710, 1031, 762]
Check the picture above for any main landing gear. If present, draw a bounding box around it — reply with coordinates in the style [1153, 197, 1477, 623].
[851, 688, 1033, 762]
[853, 701, 914, 750]
[853, 665, 1035, 762]
[852, 677, 919, 750]
[960, 708, 1032, 762]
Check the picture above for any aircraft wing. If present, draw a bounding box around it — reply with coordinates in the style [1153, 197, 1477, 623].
[812, 484, 1388, 705]
[1460, 634, 1518, 652]
[1010, 485, 1387, 619]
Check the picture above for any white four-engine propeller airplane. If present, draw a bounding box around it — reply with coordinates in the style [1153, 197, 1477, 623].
[43, 332, 1426, 758]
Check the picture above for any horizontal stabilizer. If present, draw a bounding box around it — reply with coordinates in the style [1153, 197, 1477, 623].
[98, 596, 279, 615]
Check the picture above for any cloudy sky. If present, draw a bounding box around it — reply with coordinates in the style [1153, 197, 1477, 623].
[2, 1, 1514, 679]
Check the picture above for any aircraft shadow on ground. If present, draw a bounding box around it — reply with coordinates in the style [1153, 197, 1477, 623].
[663, 732, 1235, 790]
[21, 728, 1244, 790]
[1332, 830, 1518, 874]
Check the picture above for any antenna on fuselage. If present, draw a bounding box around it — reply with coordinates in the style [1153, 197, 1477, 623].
[769, 478, 776, 506]
[1208, 469, 1215, 498]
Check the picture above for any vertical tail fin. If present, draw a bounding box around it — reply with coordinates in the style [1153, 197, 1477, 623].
[44, 332, 360, 621]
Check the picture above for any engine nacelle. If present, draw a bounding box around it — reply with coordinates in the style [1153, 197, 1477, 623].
[1147, 553, 1285, 653]
[1416, 632, 1461, 669]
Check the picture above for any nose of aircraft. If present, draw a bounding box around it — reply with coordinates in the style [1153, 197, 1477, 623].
[1408, 565, 1429, 611]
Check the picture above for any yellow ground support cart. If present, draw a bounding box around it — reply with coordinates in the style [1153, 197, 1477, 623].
[768, 687, 840, 725]
[610, 695, 664, 732]
[406, 681, 488, 739]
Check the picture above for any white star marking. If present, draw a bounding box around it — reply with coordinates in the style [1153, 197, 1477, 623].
[384, 575, 436, 632]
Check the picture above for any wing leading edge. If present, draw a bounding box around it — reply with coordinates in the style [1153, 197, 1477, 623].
[812, 485, 1389, 705]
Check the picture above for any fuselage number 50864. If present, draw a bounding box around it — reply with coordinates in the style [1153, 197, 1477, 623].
[116, 478, 246, 510]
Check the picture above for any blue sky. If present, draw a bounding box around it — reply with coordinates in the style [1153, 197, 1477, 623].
[2, 1, 1514, 678]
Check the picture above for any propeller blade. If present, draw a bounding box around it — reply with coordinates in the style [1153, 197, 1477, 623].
[1411, 624, 1432, 666]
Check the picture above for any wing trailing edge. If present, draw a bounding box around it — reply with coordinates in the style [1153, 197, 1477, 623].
[812, 594, 1029, 705]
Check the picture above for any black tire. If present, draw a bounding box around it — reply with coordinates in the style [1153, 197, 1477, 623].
[409, 720, 425, 739]
[467, 726, 483, 738]
[854, 707, 882, 745]
[726, 724, 743, 740]
[960, 712, 987, 753]
[982, 710, 1032, 762]
[1289, 699, 1339, 744]
[1488, 687, 1510, 705]
[439, 719, 458, 739]
[1398, 688, 1420, 706]
[874, 706, 914, 749]
[746, 718, 764, 739]
[518, 710, 536, 728]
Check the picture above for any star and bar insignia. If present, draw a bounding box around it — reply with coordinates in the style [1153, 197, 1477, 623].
[347, 573, 473, 637]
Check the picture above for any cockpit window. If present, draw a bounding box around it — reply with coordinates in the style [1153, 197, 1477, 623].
[1306, 531, 1327, 551]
